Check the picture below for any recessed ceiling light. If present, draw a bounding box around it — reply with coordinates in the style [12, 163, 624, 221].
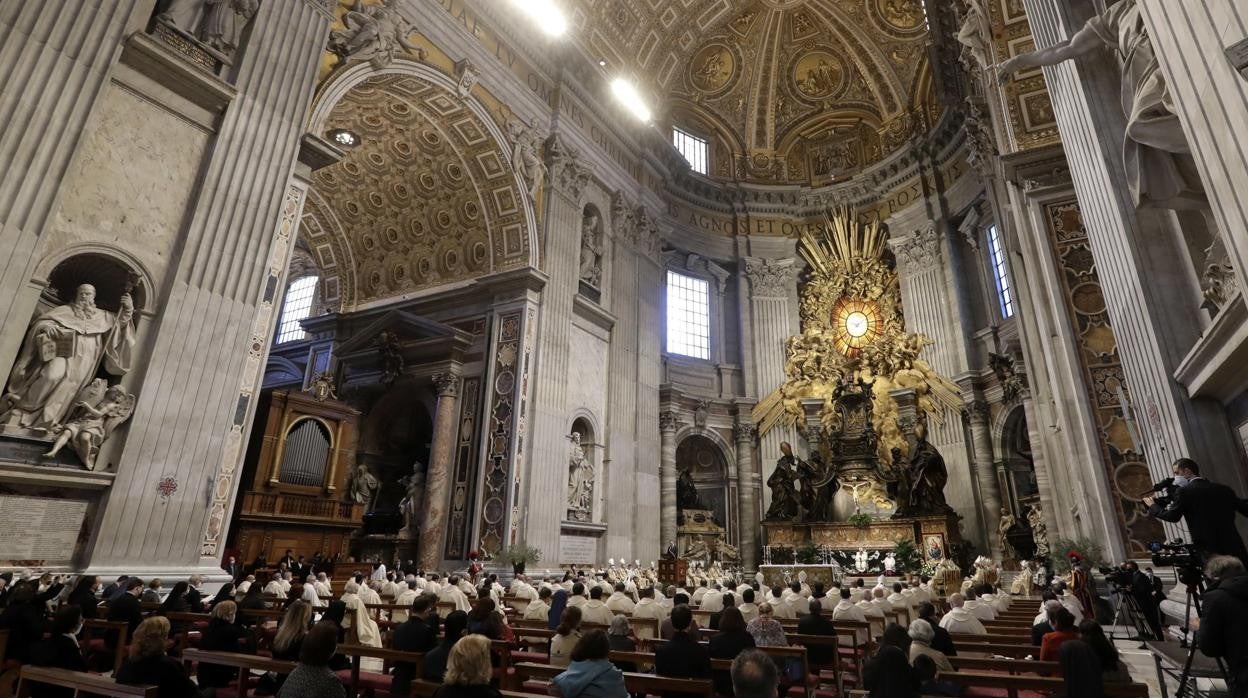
[598, 60, 607, 67]
[511, 0, 567, 37]
[326, 128, 360, 148]
[610, 78, 652, 123]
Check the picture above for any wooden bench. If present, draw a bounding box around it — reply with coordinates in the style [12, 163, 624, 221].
[17, 666, 157, 697]
[952, 641, 1041, 659]
[788, 633, 844, 695]
[335, 644, 424, 698]
[82, 618, 130, 674]
[950, 632, 1032, 645]
[410, 678, 547, 698]
[181, 649, 295, 698]
[513, 661, 714, 698]
[936, 669, 1150, 698]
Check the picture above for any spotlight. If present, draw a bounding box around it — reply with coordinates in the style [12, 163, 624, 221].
[326, 128, 360, 148]
[510, 0, 568, 37]
[610, 78, 652, 123]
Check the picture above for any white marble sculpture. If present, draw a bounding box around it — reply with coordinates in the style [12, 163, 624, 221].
[42, 380, 136, 470]
[158, 0, 259, 54]
[579, 212, 603, 288]
[330, 0, 423, 70]
[1027, 503, 1050, 557]
[507, 117, 547, 202]
[0, 284, 135, 435]
[955, 0, 991, 71]
[998, 506, 1018, 559]
[566, 431, 594, 522]
[348, 462, 380, 511]
[996, 0, 1206, 212]
[398, 462, 425, 534]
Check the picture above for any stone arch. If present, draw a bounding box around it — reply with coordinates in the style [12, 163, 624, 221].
[303, 60, 538, 312]
[997, 404, 1039, 512]
[32, 244, 156, 318]
[674, 430, 735, 537]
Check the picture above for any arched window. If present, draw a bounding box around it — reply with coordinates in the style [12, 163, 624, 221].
[666, 270, 711, 359]
[277, 418, 331, 486]
[276, 275, 318, 343]
[986, 225, 1015, 318]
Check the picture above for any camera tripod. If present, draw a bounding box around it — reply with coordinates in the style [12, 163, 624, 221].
[1105, 583, 1152, 646]
[1174, 573, 1230, 698]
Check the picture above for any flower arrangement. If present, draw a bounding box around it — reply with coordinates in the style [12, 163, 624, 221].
[847, 512, 874, 529]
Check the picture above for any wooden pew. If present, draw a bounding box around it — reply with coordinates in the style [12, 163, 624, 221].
[788, 633, 844, 696]
[936, 669, 1149, 697]
[82, 618, 130, 674]
[513, 661, 714, 698]
[181, 649, 295, 698]
[950, 632, 1032, 645]
[951, 641, 1041, 659]
[16, 666, 157, 698]
[334, 644, 424, 698]
[410, 678, 548, 698]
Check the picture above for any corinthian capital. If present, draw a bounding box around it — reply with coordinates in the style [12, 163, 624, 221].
[891, 227, 942, 271]
[432, 372, 461, 397]
[733, 420, 758, 444]
[659, 411, 681, 433]
[743, 257, 795, 298]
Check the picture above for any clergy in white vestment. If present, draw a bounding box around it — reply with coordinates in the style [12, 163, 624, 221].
[870, 588, 894, 614]
[439, 577, 472, 612]
[631, 587, 666, 621]
[346, 596, 382, 647]
[580, 588, 616, 625]
[567, 583, 589, 609]
[769, 588, 796, 619]
[263, 576, 285, 597]
[359, 582, 382, 606]
[606, 584, 636, 614]
[391, 583, 418, 622]
[524, 588, 553, 622]
[939, 593, 987, 634]
[313, 574, 332, 598]
[962, 589, 996, 621]
[700, 586, 725, 612]
[371, 563, 387, 583]
[691, 582, 710, 605]
[832, 589, 870, 646]
[738, 589, 760, 623]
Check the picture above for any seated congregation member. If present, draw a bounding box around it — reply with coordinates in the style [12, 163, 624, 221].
[863, 623, 921, 698]
[1032, 597, 1062, 645]
[186, 575, 206, 612]
[738, 589, 760, 623]
[631, 586, 665, 622]
[277, 620, 347, 698]
[468, 597, 509, 640]
[655, 605, 711, 683]
[525, 586, 553, 621]
[550, 629, 628, 698]
[548, 589, 571, 630]
[907, 619, 952, 672]
[116, 616, 199, 696]
[434, 634, 501, 698]
[797, 599, 837, 666]
[67, 575, 100, 620]
[916, 602, 956, 656]
[107, 577, 146, 636]
[272, 600, 314, 660]
[659, 594, 700, 640]
[567, 583, 589, 609]
[392, 594, 439, 696]
[1039, 607, 1079, 662]
[198, 601, 252, 689]
[425, 610, 470, 682]
[1078, 620, 1132, 683]
[580, 586, 615, 625]
[552, 606, 585, 667]
[346, 593, 383, 647]
[708, 608, 755, 696]
[833, 587, 870, 647]
[237, 581, 268, 626]
[911, 654, 962, 698]
[606, 583, 636, 615]
[938, 593, 986, 635]
[209, 583, 235, 610]
[31, 605, 89, 670]
[960, 588, 995, 621]
[1056, 639, 1104, 698]
[769, 587, 797, 620]
[731, 650, 779, 698]
[141, 578, 163, 603]
[606, 615, 637, 663]
[0, 582, 44, 663]
[708, 592, 735, 630]
[746, 602, 786, 647]
[159, 581, 191, 633]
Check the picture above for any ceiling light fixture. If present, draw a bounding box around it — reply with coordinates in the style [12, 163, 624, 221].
[326, 128, 361, 148]
[610, 78, 652, 123]
[511, 0, 567, 37]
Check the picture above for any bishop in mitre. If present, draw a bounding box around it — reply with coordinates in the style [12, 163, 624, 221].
[0, 284, 135, 433]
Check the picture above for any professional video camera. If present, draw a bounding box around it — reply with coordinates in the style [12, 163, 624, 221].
[1148, 539, 1205, 587]
[1143, 476, 1177, 509]
[1098, 564, 1134, 588]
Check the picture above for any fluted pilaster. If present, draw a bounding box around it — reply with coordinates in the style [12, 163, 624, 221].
[742, 257, 796, 515]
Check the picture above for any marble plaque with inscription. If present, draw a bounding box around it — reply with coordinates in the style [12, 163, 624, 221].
[558, 534, 597, 565]
[0, 496, 89, 566]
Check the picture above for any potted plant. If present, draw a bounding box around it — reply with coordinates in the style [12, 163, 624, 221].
[497, 543, 542, 575]
[795, 541, 820, 564]
[847, 512, 874, 529]
[892, 538, 922, 578]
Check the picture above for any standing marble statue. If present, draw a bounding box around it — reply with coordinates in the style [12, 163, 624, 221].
[506, 118, 547, 202]
[997, 0, 1206, 212]
[764, 442, 801, 520]
[348, 462, 380, 511]
[158, 0, 259, 54]
[907, 422, 955, 516]
[579, 212, 603, 288]
[329, 0, 423, 69]
[566, 432, 594, 521]
[1027, 503, 1050, 557]
[997, 506, 1018, 560]
[398, 462, 425, 534]
[955, 0, 992, 70]
[1, 285, 135, 434]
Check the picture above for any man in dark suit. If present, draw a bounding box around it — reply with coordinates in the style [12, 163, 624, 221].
[1146, 458, 1248, 564]
[797, 598, 838, 666]
[106, 578, 145, 636]
[656, 604, 711, 695]
[1122, 562, 1163, 639]
[1030, 597, 1061, 646]
[391, 593, 439, 696]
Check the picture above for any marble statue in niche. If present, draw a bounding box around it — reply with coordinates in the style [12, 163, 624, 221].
[906, 422, 955, 516]
[506, 117, 547, 202]
[398, 461, 425, 534]
[329, 0, 424, 70]
[955, 0, 991, 71]
[1027, 503, 1050, 557]
[997, 506, 1018, 559]
[997, 0, 1207, 213]
[676, 467, 707, 511]
[42, 380, 136, 470]
[566, 432, 594, 522]
[1, 284, 135, 435]
[157, 0, 260, 54]
[348, 462, 380, 511]
[579, 212, 603, 288]
[764, 442, 801, 520]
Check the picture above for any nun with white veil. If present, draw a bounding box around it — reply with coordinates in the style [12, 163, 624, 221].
[346, 595, 383, 647]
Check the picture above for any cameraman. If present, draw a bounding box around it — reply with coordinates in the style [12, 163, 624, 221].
[1144, 458, 1248, 564]
[1119, 561, 1162, 639]
[1195, 556, 1247, 698]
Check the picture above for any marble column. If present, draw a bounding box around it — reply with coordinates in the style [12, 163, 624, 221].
[659, 410, 680, 548]
[420, 373, 461, 570]
[524, 136, 591, 560]
[742, 257, 796, 515]
[733, 419, 759, 570]
[966, 399, 1003, 557]
[0, 0, 152, 368]
[85, 1, 333, 577]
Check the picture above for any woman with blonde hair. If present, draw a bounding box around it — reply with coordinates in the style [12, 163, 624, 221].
[434, 634, 500, 698]
[115, 616, 198, 695]
[198, 600, 251, 688]
[273, 599, 314, 660]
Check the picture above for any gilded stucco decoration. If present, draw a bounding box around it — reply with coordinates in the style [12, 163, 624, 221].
[978, 0, 1059, 151]
[628, 0, 936, 185]
[301, 73, 532, 310]
[753, 209, 961, 465]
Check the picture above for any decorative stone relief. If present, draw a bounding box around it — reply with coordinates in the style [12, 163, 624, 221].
[398, 461, 425, 534]
[565, 432, 594, 522]
[547, 135, 591, 202]
[376, 330, 403, 387]
[432, 372, 461, 398]
[610, 192, 662, 262]
[732, 420, 757, 444]
[659, 410, 681, 433]
[954, 0, 991, 71]
[453, 59, 480, 99]
[743, 257, 795, 298]
[579, 210, 604, 288]
[1200, 237, 1239, 314]
[693, 400, 711, 430]
[1, 281, 137, 438]
[506, 118, 547, 202]
[988, 351, 1027, 402]
[42, 381, 137, 470]
[328, 0, 424, 70]
[157, 0, 261, 56]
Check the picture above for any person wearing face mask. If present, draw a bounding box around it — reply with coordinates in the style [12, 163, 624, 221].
[31, 605, 90, 697]
[1145, 458, 1248, 564]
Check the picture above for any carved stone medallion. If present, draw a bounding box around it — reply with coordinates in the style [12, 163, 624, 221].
[689, 42, 737, 96]
[791, 51, 845, 102]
